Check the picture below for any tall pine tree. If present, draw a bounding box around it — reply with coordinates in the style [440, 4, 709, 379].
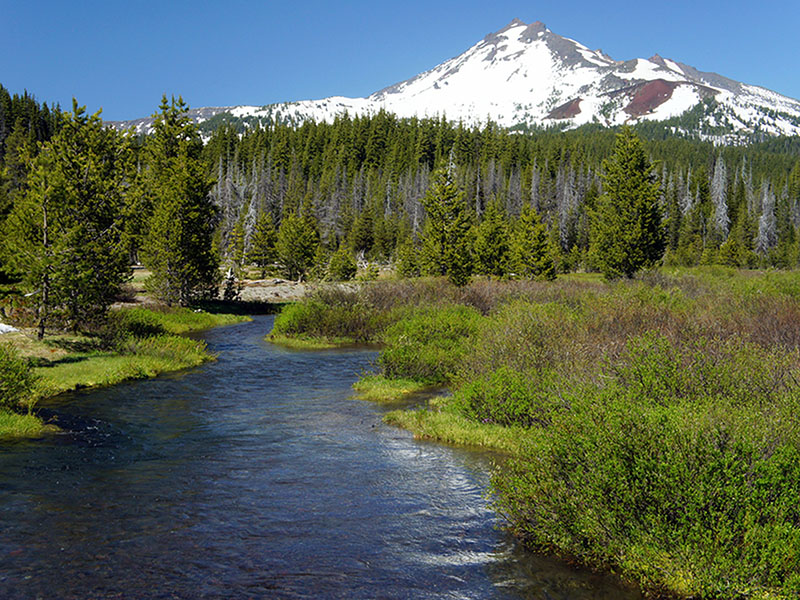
[419, 166, 472, 286]
[140, 96, 219, 306]
[590, 127, 664, 279]
[3, 101, 132, 336]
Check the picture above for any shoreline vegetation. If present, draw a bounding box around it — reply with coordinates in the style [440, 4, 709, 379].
[0, 305, 250, 440]
[268, 268, 800, 599]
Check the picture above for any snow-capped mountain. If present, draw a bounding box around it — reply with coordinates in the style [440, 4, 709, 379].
[109, 19, 800, 140]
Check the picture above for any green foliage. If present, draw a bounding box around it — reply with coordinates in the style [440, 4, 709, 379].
[248, 210, 277, 277]
[327, 246, 357, 281]
[453, 366, 566, 427]
[378, 304, 481, 384]
[140, 96, 219, 306]
[473, 199, 510, 278]
[395, 239, 420, 277]
[0, 343, 39, 412]
[276, 210, 319, 280]
[419, 168, 473, 287]
[510, 205, 556, 280]
[270, 289, 387, 344]
[590, 127, 664, 279]
[493, 334, 800, 598]
[3, 101, 132, 334]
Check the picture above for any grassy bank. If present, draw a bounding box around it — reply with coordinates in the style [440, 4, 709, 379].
[271, 269, 800, 599]
[0, 306, 249, 439]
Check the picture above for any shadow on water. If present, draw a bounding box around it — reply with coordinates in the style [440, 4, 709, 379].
[0, 315, 643, 600]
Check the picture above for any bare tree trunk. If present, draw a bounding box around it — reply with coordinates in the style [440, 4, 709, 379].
[38, 199, 49, 340]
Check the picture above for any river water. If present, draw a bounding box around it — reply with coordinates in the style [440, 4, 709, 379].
[0, 316, 641, 599]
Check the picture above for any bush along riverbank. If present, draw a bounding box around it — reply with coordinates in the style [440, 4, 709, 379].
[269, 269, 800, 599]
[0, 306, 249, 439]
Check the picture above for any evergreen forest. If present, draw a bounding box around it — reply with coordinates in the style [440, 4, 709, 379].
[3, 83, 800, 331]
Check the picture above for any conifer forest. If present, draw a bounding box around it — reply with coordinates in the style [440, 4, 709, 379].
[4, 83, 800, 314]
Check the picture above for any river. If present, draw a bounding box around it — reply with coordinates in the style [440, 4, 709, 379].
[0, 315, 641, 599]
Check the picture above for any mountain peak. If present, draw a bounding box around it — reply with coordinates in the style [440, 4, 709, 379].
[485, 18, 548, 44]
[109, 18, 800, 141]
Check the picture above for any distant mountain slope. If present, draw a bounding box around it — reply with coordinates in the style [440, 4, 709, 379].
[107, 19, 800, 141]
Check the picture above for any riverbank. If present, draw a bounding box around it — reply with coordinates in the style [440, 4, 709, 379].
[0, 306, 250, 439]
[269, 268, 800, 599]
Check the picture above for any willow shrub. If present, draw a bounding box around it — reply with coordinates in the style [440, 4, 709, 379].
[378, 305, 482, 384]
[491, 333, 800, 598]
[0, 343, 39, 412]
[451, 366, 570, 428]
[271, 298, 387, 344]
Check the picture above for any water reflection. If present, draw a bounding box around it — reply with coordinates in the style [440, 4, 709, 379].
[0, 316, 641, 599]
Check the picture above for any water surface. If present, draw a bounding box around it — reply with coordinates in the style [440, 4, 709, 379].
[0, 316, 641, 599]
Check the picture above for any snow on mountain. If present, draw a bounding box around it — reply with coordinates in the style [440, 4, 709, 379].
[107, 19, 800, 140]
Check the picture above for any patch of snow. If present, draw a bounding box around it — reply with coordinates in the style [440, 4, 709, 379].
[640, 85, 702, 121]
[0, 323, 18, 334]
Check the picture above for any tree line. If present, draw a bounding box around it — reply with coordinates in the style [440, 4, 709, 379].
[2, 87, 800, 336]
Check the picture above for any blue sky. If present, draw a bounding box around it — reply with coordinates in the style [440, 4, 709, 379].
[2, 0, 799, 121]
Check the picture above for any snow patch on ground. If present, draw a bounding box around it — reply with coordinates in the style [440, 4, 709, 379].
[0, 323, 18, 334]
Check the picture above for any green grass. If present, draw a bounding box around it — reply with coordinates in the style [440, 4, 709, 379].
[352, 374, 431, 402]
[384, 403, 528, 454]
[266, 333, 354, 350]
[0, 409, 56, 439]
[116, 306, 249, 335]
[35, 335, 212, 396]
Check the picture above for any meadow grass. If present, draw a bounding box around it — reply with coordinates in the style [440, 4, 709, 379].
[351, 374, 432, 402]
[0, 409, 56, 439]
[266, 333, 355, 350]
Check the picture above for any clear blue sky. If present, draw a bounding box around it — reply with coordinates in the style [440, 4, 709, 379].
[2, 0, 799, 121]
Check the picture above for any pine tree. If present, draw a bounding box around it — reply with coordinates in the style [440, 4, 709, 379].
[248, 210, 277, 278]
[510, 205, 555, 280]
[473, 199, 510, 278]
[3, 101, 132, 336]
[327, 245, 357, 281]
[419, 167, 472, 286]
[590, 127, 664, 279]
[276, 209, 319, 281]
[141, 96, 219, 306]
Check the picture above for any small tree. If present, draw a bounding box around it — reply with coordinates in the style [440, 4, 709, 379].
[248, 211, 277, 278]
[590, 127, 664, 279]
[328, 246, 357, 281]
[395, 238, 420, 278]
[473, 199, 510, 278]
[3, 101, 132, 336]
[419, 167, 473, 287]
[511, 205, 556, 280]
[276, 210, 319, 281]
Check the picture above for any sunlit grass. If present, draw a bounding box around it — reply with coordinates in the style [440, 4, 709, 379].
[384, 402, 528, 454]
[266, 333, 353, 350]
[0, 409, 55, 439]
[352, 374, 431, 402]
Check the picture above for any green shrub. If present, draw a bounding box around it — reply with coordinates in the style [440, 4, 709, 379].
[453, 366, 568, 427]
[0, 343, 39, 412]
[327, 247, 357, 281]
[378, 305, 481, 384]
[271, 297, 387, 343]
[492, 334, 800, 598]
[458, 300, 586, 381]
[108, 308, 167, 339]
